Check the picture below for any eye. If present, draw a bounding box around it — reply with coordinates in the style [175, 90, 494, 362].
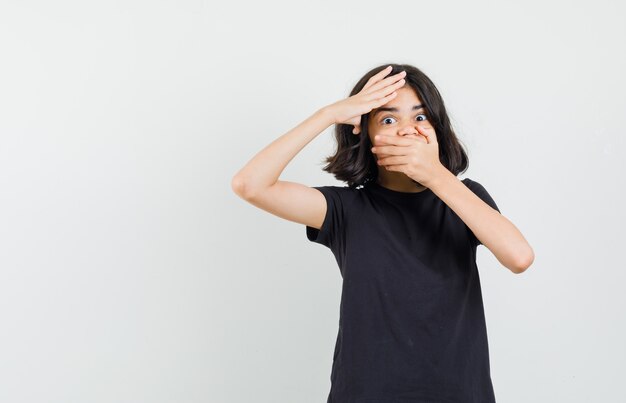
[380, 114, 428, 125]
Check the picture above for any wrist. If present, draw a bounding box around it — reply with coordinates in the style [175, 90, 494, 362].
[426, 164, 454, 190]
[317, 105, 337, 126]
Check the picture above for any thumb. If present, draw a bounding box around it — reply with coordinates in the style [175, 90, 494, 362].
[417, 126, 436, 145]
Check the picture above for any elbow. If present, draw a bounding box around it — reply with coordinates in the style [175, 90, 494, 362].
[231, 175, 249, 199]
[510, 247, 535, 274]
[231, 175, 267, 200]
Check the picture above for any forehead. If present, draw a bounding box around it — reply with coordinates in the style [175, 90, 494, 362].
[371, 87, 423, 115]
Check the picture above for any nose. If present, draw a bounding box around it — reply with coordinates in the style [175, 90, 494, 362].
[398, 123, 419, 137]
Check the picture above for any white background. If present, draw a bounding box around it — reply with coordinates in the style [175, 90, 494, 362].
[1, 1, 624, 402]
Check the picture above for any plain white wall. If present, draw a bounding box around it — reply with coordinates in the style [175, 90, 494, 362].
[1, 0, 624, 402]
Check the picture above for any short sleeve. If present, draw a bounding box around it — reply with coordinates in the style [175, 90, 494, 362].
[305, 186, 347, 249]
[462, 178, 501, 246]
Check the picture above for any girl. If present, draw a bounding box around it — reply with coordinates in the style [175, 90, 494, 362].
[232, 63, 534, 403]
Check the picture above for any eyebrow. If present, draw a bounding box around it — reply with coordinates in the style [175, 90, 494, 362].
[372, 104, 425, 117]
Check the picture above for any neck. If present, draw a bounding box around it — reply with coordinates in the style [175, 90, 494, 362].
[376, 175, 427, 193]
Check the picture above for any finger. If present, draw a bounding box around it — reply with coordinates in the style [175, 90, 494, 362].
[366, 77, 406, 108]
[377, 156, 391, 166]
[372, 150, 397, 163]
[382, 163, 407, 172]
[416, 126, 436, 144]
[377, 155, 408, 166]
[369, 90, 398, 110]
[401, 134, 428, 146]
[364, 71, 406, 97]
[378, 157, 408, 171]
[362, 66, 393, 91]
[374, 134, 419, 147]
[362, 77, 405, 114]
[371, 145, 404, 156]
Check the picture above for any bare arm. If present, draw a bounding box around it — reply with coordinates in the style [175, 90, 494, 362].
[231, 66, 406, 229]
[428, 168, 535, 274]
[231, 107, 335, 229]
[231, 107, 334, 198]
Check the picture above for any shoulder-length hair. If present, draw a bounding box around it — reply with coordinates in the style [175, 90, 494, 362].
[321, 63, 471, 188]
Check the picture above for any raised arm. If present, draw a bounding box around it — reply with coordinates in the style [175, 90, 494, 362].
[231, 65, 407, 229]
[231, 107, 335, 229]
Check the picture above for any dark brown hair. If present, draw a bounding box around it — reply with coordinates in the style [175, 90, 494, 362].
[321, 63, 471, 188]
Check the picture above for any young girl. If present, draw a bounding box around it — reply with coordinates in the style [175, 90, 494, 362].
[232, 63, 534, 403]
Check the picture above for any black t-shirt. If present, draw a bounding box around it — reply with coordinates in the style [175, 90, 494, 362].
[305, 178, 500, 403]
